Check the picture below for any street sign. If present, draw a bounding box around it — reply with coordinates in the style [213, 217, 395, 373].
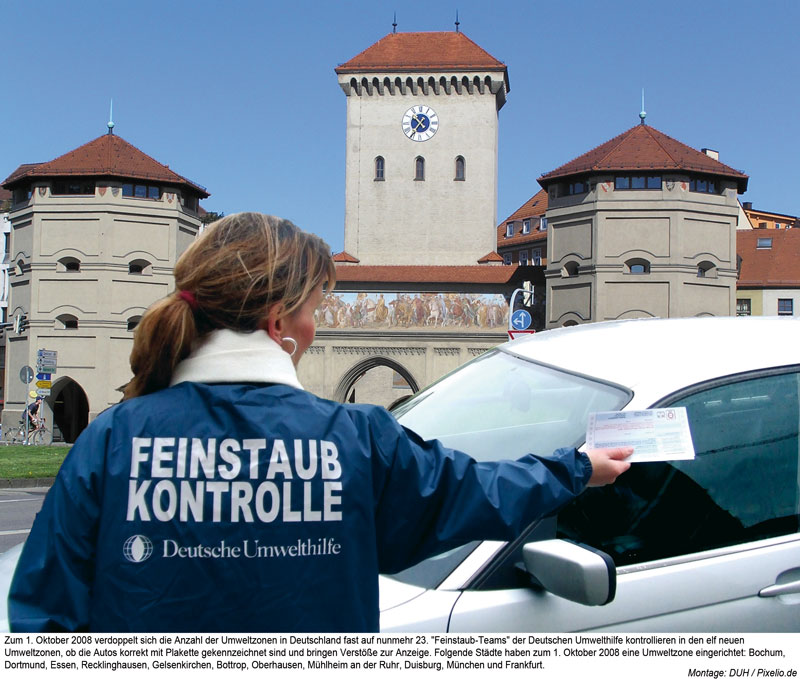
[36, 380, 52, 389]
[19, 366, 34, 384]
[36, 388, 51, 397]
[510, 309, 532, 331]
[508, 330, 537, 340]
[36, 373, 51, 381]
[37, 349, 57, 359]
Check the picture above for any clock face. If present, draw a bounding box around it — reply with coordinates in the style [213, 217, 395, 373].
[402, 105, 439, 142]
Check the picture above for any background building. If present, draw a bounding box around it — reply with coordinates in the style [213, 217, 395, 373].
[335, 30, 508, 266]
[736, 229, 800, 318]
[1, 128, 208, 440]
[741, 202, 799, 230]
[536, 121, 748, 327]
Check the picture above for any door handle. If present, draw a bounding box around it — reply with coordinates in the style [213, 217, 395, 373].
[759, 580, 800, 598]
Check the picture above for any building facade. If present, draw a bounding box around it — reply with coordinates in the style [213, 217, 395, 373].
[741, 202, 799, 230]
[335, 31, 508, 266]
[536, 123, 748, 327]
[1, 130, 207, 440]
[736, 229, 800, 318]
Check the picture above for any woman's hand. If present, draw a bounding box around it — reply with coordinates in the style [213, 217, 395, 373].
[585, 447, 633, 486]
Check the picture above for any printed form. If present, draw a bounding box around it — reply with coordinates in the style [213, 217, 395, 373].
[586, 408, 695, 462]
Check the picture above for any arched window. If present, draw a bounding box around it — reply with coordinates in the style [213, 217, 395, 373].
[561, 261, 580, 278]
[697, 261, 717, 278]
[128, 259, 152, 275]
[58, 257, 81, 272]
[375, 156, 385, 181]
[127, 315, 142, 331]
[455, 156, 465, 181]
[415, 156, 425, 181]
[625, 258, 651, 275]
[56, 314, 78, 329]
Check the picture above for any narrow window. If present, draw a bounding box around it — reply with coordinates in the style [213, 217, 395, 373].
[522, 219, 531, 234]
[505, 222, 514, 238]
[375, 156, 385, 181]
[415, 156, 425, 181]
[736, 299, 751, 316]
[454, 156, 465, 181]
[532, 248, 542, 265]
[503, 253, 512, 265]
[539, 217, 548, 231]
[519, 250, 528, 265]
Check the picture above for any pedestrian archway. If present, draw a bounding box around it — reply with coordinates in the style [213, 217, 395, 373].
[51, 377, 89, 443]
[334, 356, 419, 406]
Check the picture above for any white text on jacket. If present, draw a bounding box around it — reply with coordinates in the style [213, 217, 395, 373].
[127, 437, 343, 523]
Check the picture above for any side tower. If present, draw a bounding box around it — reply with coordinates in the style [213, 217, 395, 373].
[1, 128, 208, 440]
[538, 122, 748, 327]
[335, 31, 508, 265]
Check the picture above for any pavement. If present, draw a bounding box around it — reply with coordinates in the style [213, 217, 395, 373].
[0, 477, 55, 489]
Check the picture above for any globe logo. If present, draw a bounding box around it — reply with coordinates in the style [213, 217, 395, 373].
[123, 535, 154, 563]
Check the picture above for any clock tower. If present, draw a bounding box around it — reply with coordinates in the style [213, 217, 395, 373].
[336, 31, 509, 265]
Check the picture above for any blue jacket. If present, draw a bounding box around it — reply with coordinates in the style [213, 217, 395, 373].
[9, 382, 592, 632]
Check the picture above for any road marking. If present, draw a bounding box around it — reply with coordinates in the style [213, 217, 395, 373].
[0, 498, 43, 503]
[0, 529, 30, 536]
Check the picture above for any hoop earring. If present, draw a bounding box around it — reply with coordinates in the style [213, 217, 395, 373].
[281, 336, 298, 357]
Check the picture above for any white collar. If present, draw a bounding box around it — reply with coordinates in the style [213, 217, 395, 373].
[170, 328, 303, 390]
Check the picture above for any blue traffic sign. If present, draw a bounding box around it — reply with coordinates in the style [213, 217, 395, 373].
[510, 309, 532, 330]
[36, 373, 51, 381]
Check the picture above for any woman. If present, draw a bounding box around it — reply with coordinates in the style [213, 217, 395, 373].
[9, 213, 631, 632]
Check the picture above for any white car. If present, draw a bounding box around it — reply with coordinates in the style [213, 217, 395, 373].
[3, 317, 799, 632]
[379, 316, 800, 632]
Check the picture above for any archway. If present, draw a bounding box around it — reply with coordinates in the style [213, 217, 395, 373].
[51, 377, 89, 443]
[333, 356, 420, 405]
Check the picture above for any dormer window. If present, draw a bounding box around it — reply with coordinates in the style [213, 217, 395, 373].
[539, 217, 548, 231]
[522, 219, 531, 234]
[52, 180, 95, 195]
[757, 237, 773, 249]
[615, 175, 661, 190]
[123, 183, 161, 199]
[689, 177, 719, 194]
[505, 222, 514, 238]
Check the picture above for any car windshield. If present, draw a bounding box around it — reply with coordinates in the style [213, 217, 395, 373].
[387, 348, 630, 589]
[393, 348, 630, 461]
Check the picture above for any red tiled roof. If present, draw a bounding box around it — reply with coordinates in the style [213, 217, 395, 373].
[333, 251, 360, 263]
[497, 189, 549, 247]
[0, 187, 11, 201]
[336, 31, 507, 79]
[477, 251, 504, 263]
[334, 264, 519, 284]
[2, 133, 209, 197]
[539, 124, 748, 192]
[737, 229, 800, 288]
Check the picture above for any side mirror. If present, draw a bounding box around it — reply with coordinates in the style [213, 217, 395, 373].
[522, 539, 616, 606]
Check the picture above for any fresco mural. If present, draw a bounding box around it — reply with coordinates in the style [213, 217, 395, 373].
[316, 292, 508, 332]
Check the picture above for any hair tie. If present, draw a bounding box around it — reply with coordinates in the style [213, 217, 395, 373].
[178, 290, 199, 311]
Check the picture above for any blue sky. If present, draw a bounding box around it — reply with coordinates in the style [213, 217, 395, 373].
[3, 0, 798, 251]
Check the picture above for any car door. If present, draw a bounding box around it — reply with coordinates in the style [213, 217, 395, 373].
[446, 367, 800, 632]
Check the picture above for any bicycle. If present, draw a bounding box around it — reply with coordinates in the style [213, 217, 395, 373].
[2, 416, 53, 445]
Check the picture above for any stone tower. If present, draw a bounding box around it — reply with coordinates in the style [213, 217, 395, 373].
[335, 31, 509, 266]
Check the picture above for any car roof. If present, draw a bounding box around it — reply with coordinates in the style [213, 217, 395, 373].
[502, 316, 800, 408]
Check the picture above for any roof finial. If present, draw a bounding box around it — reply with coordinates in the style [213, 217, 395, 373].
[455, 9, 460, 32]
[639, 89, 646, 125]
[108, 99, 115, 134]
[392, 11, 397, 34]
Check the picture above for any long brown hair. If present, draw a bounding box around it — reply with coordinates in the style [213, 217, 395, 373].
[124, 212, 335, 399]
